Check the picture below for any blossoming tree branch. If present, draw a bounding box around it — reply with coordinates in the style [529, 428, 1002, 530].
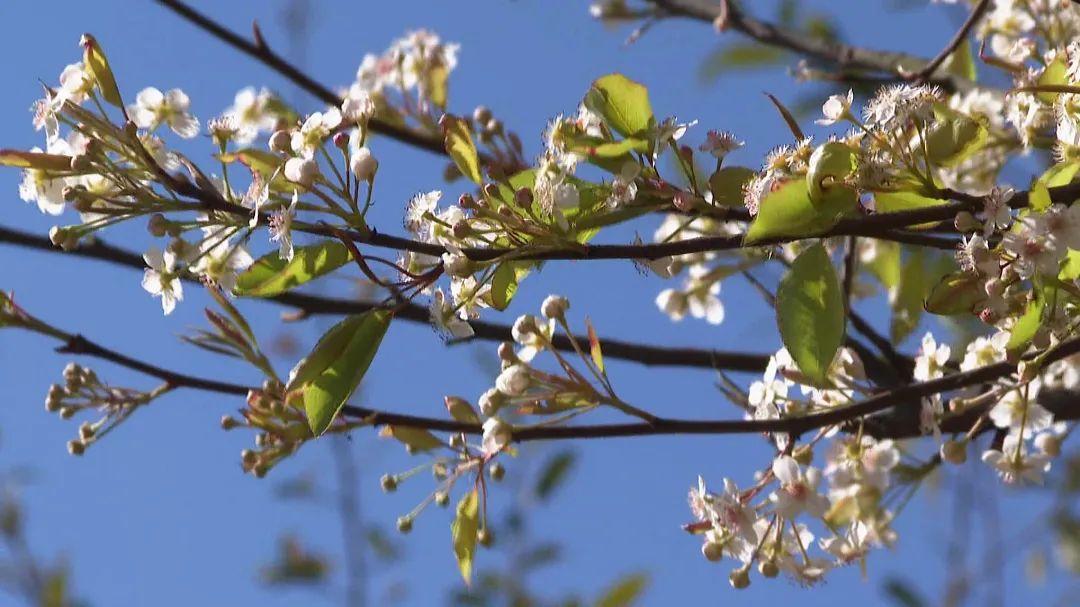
[1, 0, 1079, 591]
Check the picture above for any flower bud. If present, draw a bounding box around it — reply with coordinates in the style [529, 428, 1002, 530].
[78, 422, 95, 441]
[396, 516, 413, 534]
[441, 252, 472, 278]
[1035, 433, 1061, 457]
[485, 118, 502, 135]
[147, 213, 169, 238]
[269, 130, 292, 153]
[729, 565, 751, 589]
[540, 295, 569, 320]
[380, 474, 398, 493]
[350, 146, 379, 181]
[67, 439, 85, 456]
[758, 560, 779, 578]
[488, 462, 505, 482]
[701, 541, 724, 562]
[479, 388, 506, 417]
[435, 491, 450, 507]
[241, 449, 259, 468]
[451, 219, 472, 239]
[514, 187, 533, 207]
[458, 193, 477, 210]
[59, 406, 76, 420]
[497, 342, 517, 363]
[332, 132, 349, 149]
[477, 527, 493, 547]
[220, 415, 239, 430]
[284, 157, 319, 187]
[495, 364, 531, 396]
[673, 191, 695, 212]
[940, 439, 967, 465]
[473, 106, 492, 125]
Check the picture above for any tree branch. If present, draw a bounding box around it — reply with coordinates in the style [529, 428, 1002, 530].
[648, 0, 975, 92]
[42, 321, 1080, 442]
[906, 0, 990, 85]
[0, 224, 770, 372]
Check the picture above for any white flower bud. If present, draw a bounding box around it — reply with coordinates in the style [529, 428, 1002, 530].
[728, 565, 751, 589]
[940, 439, 967, 465]
[396, 515, 413, 534]
[481, 417, 512, 455]
[441, 251, 472, 278]
[380, 474, 398, 492]
[540, 295, 569, 319]
[495, 364, 530, 396]
[284, 157, 319, 187]
[1035, 433, 1061, 457]
[269, 130, 292, 153]
[350, 146, 379, 181]
[511, 315, 539, 343]
[479, 388, 505, 417]
[954, 211, 979, 233]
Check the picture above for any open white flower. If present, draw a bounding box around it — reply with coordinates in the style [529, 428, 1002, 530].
[129, 87, 200, 138]
[481, 417, 512, 456]
[769, 456, 829, 519]
[815, 89, 853, 126]
[142, 247, 183, 315]
[269, 191, 298, 261]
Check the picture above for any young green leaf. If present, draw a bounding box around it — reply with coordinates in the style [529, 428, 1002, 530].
[708, 166, 755, 206]
[806, 142, 856, 203]
[286, 310, 392, 435]
[745, 180, 855, 244]
[535, 451, 576, 500]
[586, 317, 605, 374]
[441, 115, 483, 184]
[1036, 56, 1068, 103]
[924, 271, 986, 316]
[595, 573, 649, 607]
[776, 243, 845, 386]
[451, 488, 480, 585]
[944, 38, 977, 82]
[0, 150, 73, 170]
[379, 425, 444, 452]
[81, 34, 124, 108]
[890, 250, 926, 345]
[583, 74, 654, 138]
[490, 261, 532, 311]
[235, 241, 351, 297]
[1006, 290, 1046, 357]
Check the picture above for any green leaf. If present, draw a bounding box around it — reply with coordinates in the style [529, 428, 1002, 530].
[452, 488, 480, 586]
[776, 244, 845, 386]
[536, 451, 576, 500]
[379, 425, 444, 452]
[806, 142, 856, 203]
[1037, 161, 1080, 188]
[745, 180, 855, 244]
[287, 311, 392, 435]
[864, 240, 901, 292]
[595, 573, 649, 607]
[1006, 291, 1046, 357]
[235, 241, 351, 297]
[442, 115, 483, 184]
[944, 38, 977, 82]
[923, 104, 988, 168]
[583, 74, 654, 138]
[1061, 250, 1080, 281]
[924, 271, 986, 316]
[1030, 182, 1052, 213]
[708, 166, 755, 206]
[81, 34, 123, 108]
[891, 250, 926, 344]
[873, 190, 949, 214]
[1037, 57, 1069, 103]
[559, 132, 650, 159]
[0, 150, 72, 170]
[489, 261, 532, 311]
[698, 43, 786, 83]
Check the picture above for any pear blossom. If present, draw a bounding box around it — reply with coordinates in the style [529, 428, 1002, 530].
[655, 289, 688, 321]
[815, 89, 853, 126]
[222, 87, 276, 145]
[495, 364, 530, 396]
[981, 434, 1051, 485]
[18, 148, 69, 216]
[269, 191, 298, 261]
[699, 130, 743, 160]
[605, 162, 640, 209]
[987, 389, 1055, 434]
[913, 333, 950, 382]
[769, 456, 829, 519]
[129, 87, 200, 138]
[291, 108, 342, 157]
[191, 234, 254, 293]
[142, 247, 183, 315]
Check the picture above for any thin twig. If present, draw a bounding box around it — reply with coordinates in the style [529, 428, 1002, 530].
[906, 0, 991, 85]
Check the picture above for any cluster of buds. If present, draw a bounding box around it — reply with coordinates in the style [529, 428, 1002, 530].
[223, 381, 320, 478]
[45, 363, 158, 456]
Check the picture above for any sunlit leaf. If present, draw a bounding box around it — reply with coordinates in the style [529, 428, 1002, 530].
[490, 260, 532, 311]
[595, 573, 648, 607]
[442, 115, 483, 184]
[708, 166, 755, 206]
[81, 34, 123, 108]
[235, 241, 351, 297]
[924, 271, 986, 316]
[536, 451, 576, 500]
[776, 243, 845, 386]
[0, 150, 72, 170]
[379, 425, 444, 452]
[583, 73, 654, 138]
[452, 488, 480, 585]
[745, 180, 855, 244]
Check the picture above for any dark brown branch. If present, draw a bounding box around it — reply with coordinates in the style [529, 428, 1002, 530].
[0, 225, 770, 372]
[907, 0, 990, 85]
[648, 0, 975, 92]
[45, 322, 1080, 442]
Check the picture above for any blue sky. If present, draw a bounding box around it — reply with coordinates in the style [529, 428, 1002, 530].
[0, 1, 1069, 605]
